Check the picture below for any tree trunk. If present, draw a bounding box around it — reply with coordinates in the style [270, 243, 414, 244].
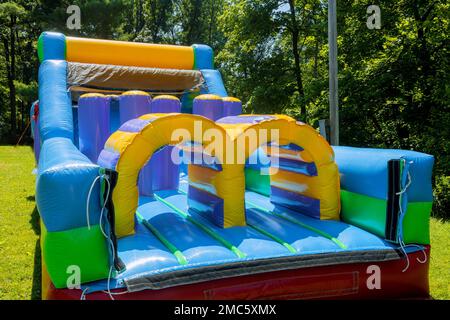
[412, 2, 436, 126]
[185, 0, 203, 44]
[3, 15, 17, 139]
[133, 0, 145, 38]
[287, 0, 306, 119]
[313, 36, 319, 78]
[208, 0, 216, 45]
[10, 16, 17, 138]
[20, 101, 24, 132]
[150, 1, 159, 42]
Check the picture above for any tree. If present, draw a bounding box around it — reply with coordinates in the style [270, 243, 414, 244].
[217, 0, 326, 120]
[286, 0, 306, 118]
[39, 0, 127, 39]
[0, 2, 26, 139]
[178, 0, 204, 44]
[125, 0, 174, 43]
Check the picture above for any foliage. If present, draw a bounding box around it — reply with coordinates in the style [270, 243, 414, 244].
[433, 175, 449, 219]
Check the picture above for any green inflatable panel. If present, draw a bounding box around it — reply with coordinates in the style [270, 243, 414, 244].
[341, 190, 387, 238]
[245, 168, 271, 196]
[41, 222, 110, 288]
[402, 202, 432, 245]
[341, 190, 431, 245]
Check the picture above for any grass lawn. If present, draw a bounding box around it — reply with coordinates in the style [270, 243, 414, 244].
[0, 146, 448, 300]
[0, 146, 40, 299]
[428, 217, 450, 299]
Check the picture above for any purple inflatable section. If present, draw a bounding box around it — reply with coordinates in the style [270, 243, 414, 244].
[275, 157, 318, 176]
[270, 186, 320, 219]
[118, 92, 153, 195]
[119, 93, 152, 124]
[95, 94, 183, 196]
[118, 118, 154, 133]
[78, 95, 110, 163]
[193, 96, 223, 121]
[188, 185, 225, 227]
[147, 96, 181, 194]
[217, 115, 275, 124]
[151, 97, 180, 113]
[97, 149, 120, 170]
[222, 99, 242, 117]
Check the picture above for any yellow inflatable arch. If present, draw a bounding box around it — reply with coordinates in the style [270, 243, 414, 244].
[99, 113, 340, 238]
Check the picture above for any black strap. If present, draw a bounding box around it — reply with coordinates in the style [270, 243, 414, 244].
[102, 168, 126, 272]
[385, 160, 401, 242]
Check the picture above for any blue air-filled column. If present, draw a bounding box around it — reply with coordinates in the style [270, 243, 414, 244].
[77, 93, 110, 162]
[118, 91, 152, 195]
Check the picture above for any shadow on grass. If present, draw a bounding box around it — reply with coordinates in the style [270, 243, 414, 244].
[31, 239, 41, 300]
[29, 206, 41, 300]
[29, 205, 40, 235]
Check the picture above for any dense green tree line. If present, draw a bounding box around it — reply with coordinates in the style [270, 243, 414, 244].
[0, 0, 448, 217]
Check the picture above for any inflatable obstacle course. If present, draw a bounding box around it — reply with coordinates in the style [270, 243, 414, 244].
[34, 32, 434, 299]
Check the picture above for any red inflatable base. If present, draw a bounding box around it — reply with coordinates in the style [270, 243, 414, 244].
[43, 247, 430, 300]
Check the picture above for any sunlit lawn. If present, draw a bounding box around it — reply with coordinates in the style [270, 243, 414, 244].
[0, 146, 40, 299]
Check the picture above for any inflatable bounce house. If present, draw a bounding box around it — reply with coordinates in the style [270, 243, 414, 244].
[32, 32, 434, 300]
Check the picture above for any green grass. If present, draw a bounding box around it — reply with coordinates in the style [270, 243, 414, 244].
[0, 146, 448, 299]
[429, 217, 450, 299]
[0, 146, 40, 300]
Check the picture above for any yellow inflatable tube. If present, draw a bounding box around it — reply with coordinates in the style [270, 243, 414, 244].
[66, 37, 194, 69]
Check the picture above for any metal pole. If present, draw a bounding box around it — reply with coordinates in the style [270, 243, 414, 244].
[328, 0, 339, 145]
